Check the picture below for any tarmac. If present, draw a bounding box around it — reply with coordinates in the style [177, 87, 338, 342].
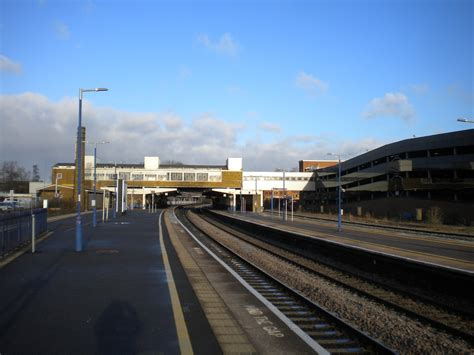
[216, 210, 474, 273]
[0, 210, 220, 354]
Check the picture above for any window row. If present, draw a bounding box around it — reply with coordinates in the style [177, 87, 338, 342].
[244, 176, 311, 181]
[85, 171, 222, 182]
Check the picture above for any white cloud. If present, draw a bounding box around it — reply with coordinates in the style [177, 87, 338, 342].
[259, 122, 281, 134]
[178, 66, 192, 81]
[362, 92, 415, 121]
[196, 33, 239, 57]
[295, 71, 328, 96]
[246, 111, 258, 118]
[447, 84, 474, 105]
[240, 136, 383, 171]
[55, 22, 70, 40]
[0, 54, 22, 74]
[0, 93, 243, 176]
[0, 92, 386, 179]
[227, 85, 244, 95]
[407, 83, 430, 95]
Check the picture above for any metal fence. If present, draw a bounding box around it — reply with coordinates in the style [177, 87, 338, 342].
[0, 209, 47, 258]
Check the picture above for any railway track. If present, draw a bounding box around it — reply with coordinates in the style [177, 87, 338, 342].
[174, 207, 394, 354]
[199, 210, 474, 343]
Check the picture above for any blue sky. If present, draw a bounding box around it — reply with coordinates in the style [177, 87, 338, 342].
[1, 0, 473, 179]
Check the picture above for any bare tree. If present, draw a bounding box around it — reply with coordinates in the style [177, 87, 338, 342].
[0, 161, 31, 193]
[32, 164, 41, 182]
[0, 161, 30, 182]
[163, 160, 184, 166]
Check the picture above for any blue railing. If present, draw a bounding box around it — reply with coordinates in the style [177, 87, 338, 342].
[0, 209, 47, 258]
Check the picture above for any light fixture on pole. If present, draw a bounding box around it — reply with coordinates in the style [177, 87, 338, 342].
[113, 162, 117, 219]
[86, 140, 109, 227]
[55, 173, 63, 198]
[282, 169, 287, 221]
[75, 88, 108, 252]
[457, 118, 474, 124]
[327, 152, 346, 232]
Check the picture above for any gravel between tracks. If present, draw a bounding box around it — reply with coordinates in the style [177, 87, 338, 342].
[187, 211, 474, 354]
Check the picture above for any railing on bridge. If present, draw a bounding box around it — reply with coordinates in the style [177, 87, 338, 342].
[0, 209, 47, 258]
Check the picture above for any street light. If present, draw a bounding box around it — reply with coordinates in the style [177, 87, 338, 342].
[76, 87, 108, 252]
[86, 140, 109, 227]
[327, 152, 347, 232]
[282, 169, 287, 221]
[113, 161, 124, 219]
[55, 172, 63, 198]
[457, 118, 474, 123]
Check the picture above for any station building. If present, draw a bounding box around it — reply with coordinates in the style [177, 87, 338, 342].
[41, 156, 316, 213]
[301, 129, 474, 224]
[299, 160, 339, 172]
[41, 156, 244, 210]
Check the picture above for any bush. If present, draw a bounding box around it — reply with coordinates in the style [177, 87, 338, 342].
[426, 206, 443, 225]
[46, 198, 76, 216]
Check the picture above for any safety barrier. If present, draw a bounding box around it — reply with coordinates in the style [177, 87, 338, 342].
[0, 209, 47, 258]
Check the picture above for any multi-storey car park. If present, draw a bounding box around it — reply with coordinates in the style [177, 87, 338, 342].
[301, 129, 474, 224]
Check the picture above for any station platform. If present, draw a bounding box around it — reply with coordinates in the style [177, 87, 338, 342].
[215, 210, 474, 273]
[0, 209, 316, 354]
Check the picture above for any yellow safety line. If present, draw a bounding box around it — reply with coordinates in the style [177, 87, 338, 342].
[158, 210, 194, 355]
[232, 214, 474, 270]
[0, 231, 53, 269]
[342, 223, 473, 247]
[334, 235, 474, 267]
[262, 211, 473, 247]
[281, 223, 474, 268]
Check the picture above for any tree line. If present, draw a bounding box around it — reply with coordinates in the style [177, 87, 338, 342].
[0, 161, 41, 183]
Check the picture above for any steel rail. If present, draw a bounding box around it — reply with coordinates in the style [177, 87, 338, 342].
[176, 207, 395, 354]
[199, 210, 474, 343]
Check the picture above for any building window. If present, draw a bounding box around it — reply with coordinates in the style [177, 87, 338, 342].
[145, 174, 156, 181]
[407, 150, 428, 158]
[157, 174, 167, 181]
[209, 173, 221, 182]
[170, 172, 183, 181]
[132, 174, 144, 180]
[196, 173, 208, 181]
[119, 172, 130, 180]
[429, 147, 453, 157]
[372, 157, 386, 166]
[457, 145, 474, 155]
[184, 173, 195, 181]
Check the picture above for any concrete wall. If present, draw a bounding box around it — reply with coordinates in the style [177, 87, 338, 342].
[304, 197, 474, 226]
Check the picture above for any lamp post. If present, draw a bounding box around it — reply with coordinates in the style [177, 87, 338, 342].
[457, 118, 474, 123]
[113, 162, 118, 219]
[86, 140, 109, 227]
[75, 88, 108, 252]
[271, 188, 274, 216]
[282, 169, 286, 221]
[328, 152, 345, 232]
[55, 173, 62, 198]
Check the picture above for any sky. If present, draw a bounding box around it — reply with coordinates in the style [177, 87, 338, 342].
[1, 0, 473, 181]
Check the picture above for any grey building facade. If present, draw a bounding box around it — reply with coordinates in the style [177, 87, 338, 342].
[301, 129, 474, 224]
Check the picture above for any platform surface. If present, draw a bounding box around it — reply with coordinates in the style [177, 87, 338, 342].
[0, 211, 220, 354]
[217, 210, 474, 273]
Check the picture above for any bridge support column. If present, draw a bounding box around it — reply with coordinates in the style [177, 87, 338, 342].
[142, 188, 146, 210]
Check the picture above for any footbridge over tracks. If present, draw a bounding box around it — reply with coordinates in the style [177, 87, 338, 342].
[39, 156, 317, 213]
